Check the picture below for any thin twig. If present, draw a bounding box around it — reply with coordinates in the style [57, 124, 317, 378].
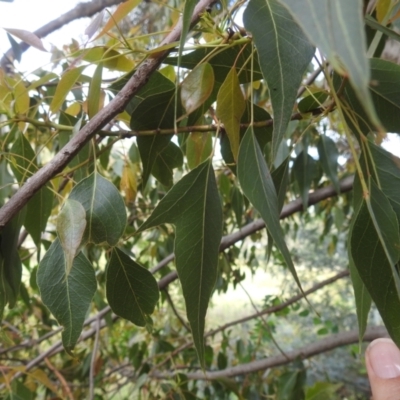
[89, 317, 101, 400]
[150, 325, 388, 380]
[153, 269, 349, 370]
[44, 357, 75, 400]
[163, 288, 191, 332]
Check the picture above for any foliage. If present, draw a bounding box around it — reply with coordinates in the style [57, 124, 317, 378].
[0, 0, 400, 398]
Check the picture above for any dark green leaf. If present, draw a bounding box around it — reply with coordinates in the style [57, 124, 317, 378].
[10, 131, 37, 184]
[24, 184, 53, 248]
[165, 44, 263, 84]
[37, 239, 97, 353]
[106, 248, 159, 326]
[351, 179, 400, 346]
[238, 127, 304, 293]
[6, 32, 21, 63]
[152, 141, 184, 187]
[137, 160, 223, 366]
[298, 91, 328, 113]
[0, 208, 25, 311]
[348, 174, 371, 343]
[335, 58, 400, 134]
[365, 15, 400, 43]
[69, 172, 127, 246]
[244, 0, 314, 160]
[293, 151, 317, 209]
[317, 135, 340, 193]
[272, 157, 289, 212]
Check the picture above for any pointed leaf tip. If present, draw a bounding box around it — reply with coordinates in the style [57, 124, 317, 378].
[37, 239, 97, 352]
[106, 248, 159, 326]
[137, 160, 223, 366]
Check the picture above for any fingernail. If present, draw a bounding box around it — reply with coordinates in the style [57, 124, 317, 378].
[368, 338, 400, 379]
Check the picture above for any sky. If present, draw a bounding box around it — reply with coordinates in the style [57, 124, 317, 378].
[1, 0, 400, 157]
[0, 0, 89, 72]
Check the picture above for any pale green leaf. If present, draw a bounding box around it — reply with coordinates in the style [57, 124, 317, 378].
[216, 67, 245, 160]
[280, 0, 381, 130]
[137, 160, 223, 367]
[181, 63, 214, 114]
[37, 239, 97, 353]
[244, 0, 314, 160]
[69, 172, 127, 246]
[50, 66, 86, 113]
[83, 47, 134, 72]
[237, 127, 304, 293]
[56, 199, 87, 277]
[106, 248, 159, 326]
[317, 135, 340, 194]
[187, 132, 212, 170]
[88, 63, 103, 119]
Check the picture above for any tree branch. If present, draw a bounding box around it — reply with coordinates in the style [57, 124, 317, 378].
[0, 0, 127, 69]
[150, 325, 388, 380]
[157, 175, 354, 290]
[0, 0, 218, 229]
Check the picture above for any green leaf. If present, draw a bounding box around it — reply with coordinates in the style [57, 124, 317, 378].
[24, 184, 53, 248]
[50, 66, 86, 113]
[244, 0, 314, 160]
[10, 131, 37, 184]
[165, 43, 263, 84]
[37, 239, 97, 353]
[0, 208, 25, 310]
[178, 0, 197, 66]
[305, 382, 342, 400]
[69, 172, 127, 246]
[335, 58, 400, 134]
[216, 67, 245, 160]
[130, 83, 180, 186]
[137, 135, 173, 188]
[365, 142, 400, 221]
[298, 91, 328, 113]
[280, 0, 381, 130]
[6, 32, 21, 63]
[151, 141, 183, 187]
[292, 151, 317, 209]
[106, 248, 159, 326]
[365, 15, 400, 42]
[88, 63, 103, 119]
[272, 157, 289, 212]
[351, 179, 400, 346]
[317, 135, 340, 194]
[181, 63, 214, 114]
[237, 127, 304, 294]
[186, 132, 212, 170]
[56, 199, 87, 277]
[348, 174, 371, 344]
[137, 160, 223, 367]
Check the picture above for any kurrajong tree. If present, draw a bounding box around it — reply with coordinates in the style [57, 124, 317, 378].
[0, 0, 399, 398]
